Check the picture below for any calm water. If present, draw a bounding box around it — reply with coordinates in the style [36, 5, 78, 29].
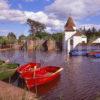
[0, 50, 100, 100]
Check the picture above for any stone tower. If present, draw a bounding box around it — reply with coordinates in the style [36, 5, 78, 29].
[64, 17, 77, 53]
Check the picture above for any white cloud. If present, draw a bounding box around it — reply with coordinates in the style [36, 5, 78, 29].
[24, 11, 64, 32]
[45, 27, 52, 33]
[45, 0, 100, 19]
[0, 0, 64, 33]
[0, 0, 9, 9]
[0, 29, 10, 33]
[25, 11, 49, 24]
[0, 0, 100, 34]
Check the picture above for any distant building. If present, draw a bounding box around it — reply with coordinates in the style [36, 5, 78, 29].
[64, 16, 87, 54]
[92, 38, 100, 44]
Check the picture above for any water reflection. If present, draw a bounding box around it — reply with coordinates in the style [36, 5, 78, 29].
[30, 76, 60, 96]
[0, 50, 100, 100]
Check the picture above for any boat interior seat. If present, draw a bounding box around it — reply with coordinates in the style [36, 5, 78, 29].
[44, 72, 53, 76]
[35, 72, 53, 78]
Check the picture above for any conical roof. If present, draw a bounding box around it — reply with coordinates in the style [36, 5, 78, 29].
[74, 31, 82, 36]
[65, 16, 76, 31]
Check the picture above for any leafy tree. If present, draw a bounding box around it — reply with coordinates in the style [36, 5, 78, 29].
[91, 27, 97, 33]
[0, 36, 9, 48]
[27, 19, 46, 35]
[7, 32, 16, 44]
[50, 32, 64, 51]
[18, 34, 26, 44]
[51, 32, 64, 42]
[0, 36, 4, 45]
[19, 35, 26, 40]
[81, 27, 100, 43]
[35, 32, 49, 39]
[27, 33, 38, 40]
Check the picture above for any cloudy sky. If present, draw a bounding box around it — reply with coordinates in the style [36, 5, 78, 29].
[0, 0, 100, 36]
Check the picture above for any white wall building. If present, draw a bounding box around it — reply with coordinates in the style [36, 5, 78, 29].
[64, 17, 87, 54]
[92, 38, 100, 43]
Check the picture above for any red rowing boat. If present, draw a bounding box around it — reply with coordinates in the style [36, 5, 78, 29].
[20, 66, 63, 89]
[17, 62, 40, 74]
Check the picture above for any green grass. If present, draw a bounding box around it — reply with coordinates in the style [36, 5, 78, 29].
[0, 70, 16, 80]
[0, 60, 5, 65]
[0, 62, 19, 80]
[0, 63, 19, 69]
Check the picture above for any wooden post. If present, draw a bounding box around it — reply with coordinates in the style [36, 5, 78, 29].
[33, 66, 38, 97]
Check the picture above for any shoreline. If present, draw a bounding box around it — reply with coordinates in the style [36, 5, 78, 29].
[0, 48, 15, 51]
[0, 81, 38, 100]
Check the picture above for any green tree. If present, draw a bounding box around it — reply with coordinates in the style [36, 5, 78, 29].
[7, 32, 16, 44]
[0, 36, 9, 48]
[50, 32, 64, 51]
[19, 35, 26, 40]
[51, 32, 64, 42]
[18, 34, 26, 44]
[7, 32, 16, 48]
[27, 33, 36, 40]
[27, 19, 46, 35]
[91, 27, 97, 33]
[35, 32, 49, 39]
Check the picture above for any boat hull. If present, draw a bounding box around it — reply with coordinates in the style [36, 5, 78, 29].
[25, 72, 60, 88]
[70, 50, 87, 56]
[95, 54, 100, 58]
[20, 66, 63, 89]
[87, 52, 100, 58]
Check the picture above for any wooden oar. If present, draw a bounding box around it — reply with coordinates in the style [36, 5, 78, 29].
[33, 65, 38, 97]
[33, 66, 37, 78]
[52, 68, 63, 75]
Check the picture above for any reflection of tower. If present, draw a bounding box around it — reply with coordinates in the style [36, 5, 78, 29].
[64, 17, 76, 54]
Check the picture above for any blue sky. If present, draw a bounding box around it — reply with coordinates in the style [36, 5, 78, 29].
[0, 0, 100, 37]
[9, 0, 53, 11]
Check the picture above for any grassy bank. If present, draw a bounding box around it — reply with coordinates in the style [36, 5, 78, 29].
[0, 70, 16, 80]
[0, 81, 37, 100]
[0, 60, 19, 80]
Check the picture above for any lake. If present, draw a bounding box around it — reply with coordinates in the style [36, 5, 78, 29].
[0, 50, 100, 100]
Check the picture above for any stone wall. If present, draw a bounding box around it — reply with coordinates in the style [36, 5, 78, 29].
[47, 39, 57, 51]
[24, 39, 62, 52]
[27, 39, 45, 51]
